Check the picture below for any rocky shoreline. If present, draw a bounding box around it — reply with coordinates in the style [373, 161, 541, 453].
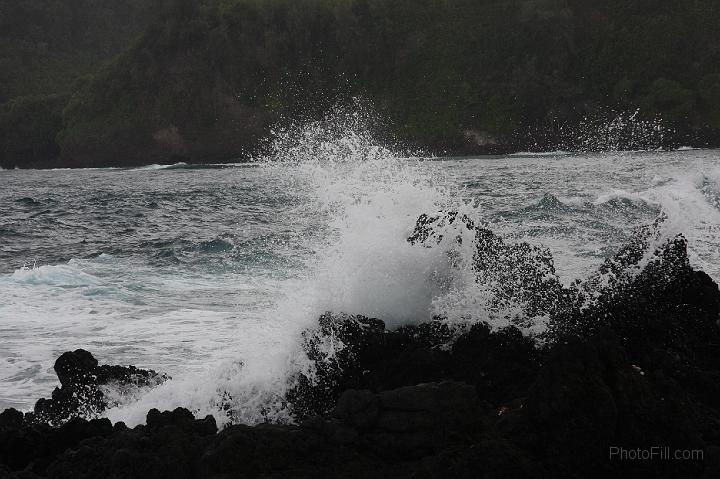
[2, 217, 720, 478]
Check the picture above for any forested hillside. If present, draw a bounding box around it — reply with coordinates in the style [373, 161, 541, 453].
[0, 0, 155, 167]
[3, 0, 720, 168]
[0, 0, 156, 100]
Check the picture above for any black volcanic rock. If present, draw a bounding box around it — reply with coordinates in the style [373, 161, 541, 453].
[0, 408, 24, 430]
[333, 381, 480, 458]
[408, 210, 571, 322]
[286, 313, 387, 419]
[2, 218, 720, 478]
[43, 409, 217, 479]
[0, 414, 113, 473]
[32, 350, 167, 425]
[54, 350, 98, 387]
[286, 314, 540, 421]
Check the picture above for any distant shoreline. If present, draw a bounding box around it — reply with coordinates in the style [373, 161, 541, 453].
[1, 146, 714, 172]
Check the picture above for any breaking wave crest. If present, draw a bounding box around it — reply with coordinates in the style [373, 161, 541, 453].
[9, 263, 102, 288]
[104, 107, 472, 426]
[99, 109, 719, 428]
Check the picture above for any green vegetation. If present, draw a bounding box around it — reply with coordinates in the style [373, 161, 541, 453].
[0, 94, 65, 167]
[3, 0, 720, 168]
[0, 0, 155, 167]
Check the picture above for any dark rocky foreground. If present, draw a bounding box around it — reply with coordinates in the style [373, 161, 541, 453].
[2, 218, 720, 478]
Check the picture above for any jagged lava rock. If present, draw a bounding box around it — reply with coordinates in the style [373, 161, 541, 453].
[2, 216, 720, 478]
[32, 349, 167, 425]
[287, 314, 540, 420]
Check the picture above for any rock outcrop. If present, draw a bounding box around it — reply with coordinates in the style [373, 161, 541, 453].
[31, 350, 167, 425]
[2, 217, 720, 478]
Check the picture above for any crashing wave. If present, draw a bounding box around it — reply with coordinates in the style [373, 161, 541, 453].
[57, 106, 714, 430]
[529, 193, 572, 212]
[404, 209, 696, 340]
[700, 172, 720, 211]
[407, 211, 565, 329]
[281, 210, 712, 420]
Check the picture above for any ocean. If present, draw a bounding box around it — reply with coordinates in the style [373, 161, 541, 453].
[1, 120, 719, 426]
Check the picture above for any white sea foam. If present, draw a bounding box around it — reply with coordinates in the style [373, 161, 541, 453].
[589, 163, 720, 280]
[509, 151, 573, 157]
[592, 189, 648, 206]
[642, 168, 720, 273]
[10, 263, 103, 287]
[133, 162, 188, 171]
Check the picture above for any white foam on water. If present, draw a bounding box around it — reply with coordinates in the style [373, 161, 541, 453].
[9, 263, 103, 287]
[643, 168, 720, 277]
[0, 254, 278, 415]
[509, 151, 573, 157]
[589, 161, 720, 281]
[592, 189, 649, 206]
[132, 162, 188, 171]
